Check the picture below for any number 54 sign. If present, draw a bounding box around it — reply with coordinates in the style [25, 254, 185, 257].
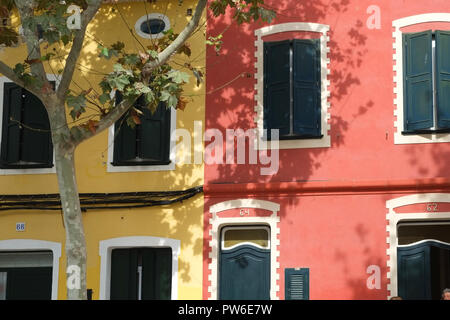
[67, 5, 81, 30]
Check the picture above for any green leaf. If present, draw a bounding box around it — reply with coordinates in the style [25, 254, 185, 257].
[98, 93, 111, 105]
[168, 70, 190, 84]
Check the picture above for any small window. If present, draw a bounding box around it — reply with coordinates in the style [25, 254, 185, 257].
[112, 94, 171, 166]
[0, 83, 54, 169]
[140, 19, 166, 35]
[263, 39, 322, 140]
[402, 30, 450, 134]
[135, 14, 170, 39]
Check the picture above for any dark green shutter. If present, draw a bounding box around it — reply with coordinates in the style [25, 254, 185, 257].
[1, 83, 22, 165]
[285, 268, 310, 300]
[435, 30, 450, 129]
[113, 94, 137, 164]
[403, 31, 434, 132]
[141, 248, 172, 300]
[140, 102, 171, 163]
[110, 248, 138, 300]
[397, 243, 432, 300]
[21, 90, 52, 164]
[264, 40, 291, 139]
[1, 267, 52, 300]
[293, 39, 321, 137]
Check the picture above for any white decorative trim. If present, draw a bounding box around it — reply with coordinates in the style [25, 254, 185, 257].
[254, 22, 331, 149]
[135, 13, 171, 39]
[385, 193, 450, 299]
[207, 199, 281, 300]
[0, 239, 62, 300]
[98, 236, 180, 300]
[392, 13, 450, 145]
[0, 75, 59, 175]
[106, 108, 176, 172]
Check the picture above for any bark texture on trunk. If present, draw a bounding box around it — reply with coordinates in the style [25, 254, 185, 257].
[49, 100, 87, 300]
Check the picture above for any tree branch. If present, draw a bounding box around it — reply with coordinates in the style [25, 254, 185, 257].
[142, 0, 207, 77]
[14, 0, 48, 86]
[72, 95, 134, 146]
[0, 60, 43, 98]
[56, 0, 102, 102]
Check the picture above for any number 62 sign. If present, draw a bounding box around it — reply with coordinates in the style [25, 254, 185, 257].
[426, 203, 438, 212]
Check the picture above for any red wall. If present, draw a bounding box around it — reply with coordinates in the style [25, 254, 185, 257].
[203, 0, 450, 300]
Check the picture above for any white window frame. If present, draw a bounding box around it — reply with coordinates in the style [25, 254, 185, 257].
[0, 239, 61, 300]
[208, 199, 281, 300]
[135, 13, 171, 40]
[386, 193, 450, 299]
[0, 75, 58, 175]
[254, 22, 331, 150]
[393, 13, 450, 145]
[106, 106, 176, 172]
[98, 236, 180, 300]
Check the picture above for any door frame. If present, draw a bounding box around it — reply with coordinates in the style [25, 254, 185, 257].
[386, 193, 450, 299]
[208, 199, 280, 300]
[0, 239, 61, 300]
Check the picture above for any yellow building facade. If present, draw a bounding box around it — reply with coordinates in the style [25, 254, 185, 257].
[0, 0, 205, 300]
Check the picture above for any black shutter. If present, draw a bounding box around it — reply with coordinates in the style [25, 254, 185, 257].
[140, 102, 171, 163]
[285, 268, 309, 300]
[0, 83, 22, 165]
[403, 31, 434, 132]
[263, 40, 291, 139]
[435, 30, 450, 129]
[113, 93, 137, 164]
[21, 89, 52, 165]
[141, 248, 172, 300]
[110, 248, 138, 300]
[292, 39, 321, 137]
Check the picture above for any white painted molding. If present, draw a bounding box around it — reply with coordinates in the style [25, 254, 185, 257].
[207, 199, 281, 300]
[254, 22, 331, 150]
[106, 107, 176, 172]
[0, 239, 62, 300]
[0, 75, 59, 175]
[98, 236, 180, 300]
[385, 193, 450, 299]
[392, 13, 450, 145]
[135, 13, 171, 39]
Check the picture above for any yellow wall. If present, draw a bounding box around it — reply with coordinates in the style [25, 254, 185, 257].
[0, 1, 205, 299]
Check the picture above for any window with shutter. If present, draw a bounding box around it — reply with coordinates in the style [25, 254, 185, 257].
[285, 268, 310, 300]
[110, 247, 172, 300]
[112, 94, 171, 166]
[263, 39, 322, 140]
[402, 30, 450, 134]
[0, 82, 53, 169]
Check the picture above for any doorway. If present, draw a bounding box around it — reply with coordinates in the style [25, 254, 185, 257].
[219, 226, 270, 300]
[397, 222, 450, 300]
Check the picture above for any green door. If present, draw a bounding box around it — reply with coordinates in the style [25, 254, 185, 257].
[398, 240, 450, 300]
[219, 227, 270, 300]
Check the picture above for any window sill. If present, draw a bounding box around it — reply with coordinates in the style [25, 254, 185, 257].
[111, 160, 171, 167]
[0, 163, 54, 170]
[401, 129, 450, 135]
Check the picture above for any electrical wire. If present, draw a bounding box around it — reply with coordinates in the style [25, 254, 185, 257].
[0, 186, 203, 212]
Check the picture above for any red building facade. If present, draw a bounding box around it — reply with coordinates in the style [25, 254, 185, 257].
[203, 0, 450, 300]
